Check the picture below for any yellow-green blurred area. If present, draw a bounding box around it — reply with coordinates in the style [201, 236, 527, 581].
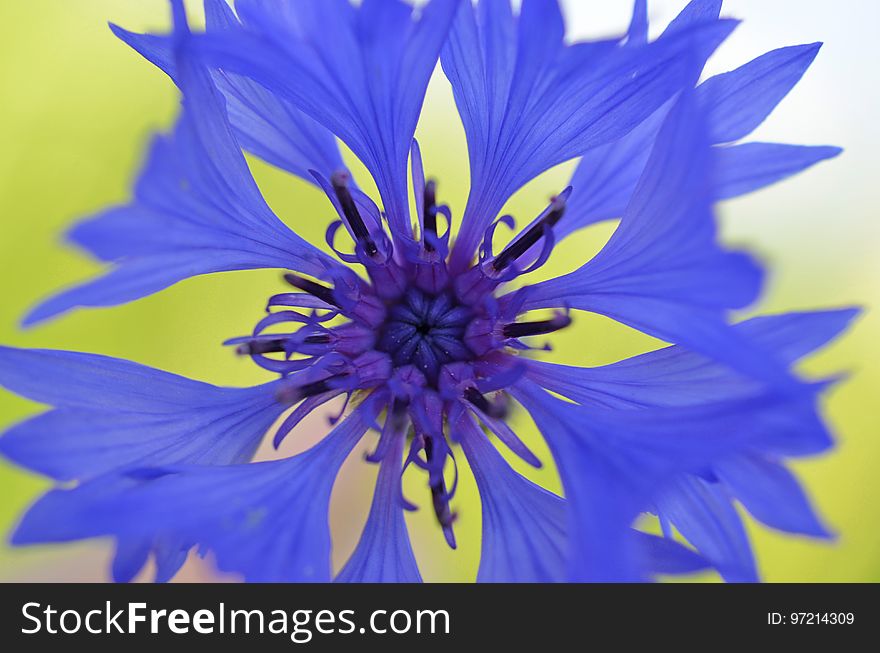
[0, 0, 877, 582]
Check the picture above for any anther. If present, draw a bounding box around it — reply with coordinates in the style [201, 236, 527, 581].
[236, 333, 331, 357]
[463, 386, 506, 419]
[331, 170, 379, 257]
[283, 273, 341, 309]
[391, 396, 410, 419]
[236, 337, 287, 356]
[277, 372, 351, 404]
[502, 311, 572, 339]
[423, 179, 438, 252]
[425, 437, 457, 548]
[492, 194, 567, 272]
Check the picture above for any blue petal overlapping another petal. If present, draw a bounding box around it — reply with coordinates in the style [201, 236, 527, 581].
[513, 90, 814, 392]
[12, 394, 382, 582]
[195, 0, 460, 244]
[714, 454, 831, 538]
[656, 475, 758, 582]
[523, 310, 853, 579]
[458, 412, 711, 582]
[458, 413, 568, 582]
[524, 309, 857, 415]
[0, 346, 291, 581]
[336, 429, 421, 583]
[442, 0, 737, 269]
[0, 347, 285, 479]
[25, 13, 341, 326]
[513, 379, 828, 581]
[111, 0, 345, 183]
[557, 4, 838, 237]
[698, 43, 823, 144]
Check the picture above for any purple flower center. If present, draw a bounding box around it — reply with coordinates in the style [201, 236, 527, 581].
[227, 167, 576, 545]
[378, 289, 474, 385]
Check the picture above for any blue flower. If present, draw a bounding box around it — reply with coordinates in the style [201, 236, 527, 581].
[0, 0, 855, 582]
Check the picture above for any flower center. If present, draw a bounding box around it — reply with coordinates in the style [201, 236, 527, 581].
[230, 171, 576, 547]
[378, 289, 474, 384]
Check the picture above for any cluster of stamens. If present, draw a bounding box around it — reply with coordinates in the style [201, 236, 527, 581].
[227, 162, 573, 546]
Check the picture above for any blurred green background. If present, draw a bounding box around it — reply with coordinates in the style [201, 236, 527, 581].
[0, 0, 877, 582]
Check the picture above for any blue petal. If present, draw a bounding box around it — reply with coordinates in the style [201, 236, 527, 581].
[0, 346, 222, 410]
[715, 454, 831, 537]
[26, 27, 340, 326]
[197, 0, 459, 243]
[697, 43, 822, 144]
[0, 346, 293, 582]
[515, 90, 811, 393]
[627, 0, 648, 45]
[112, 533, 190, 584]
[153, 537, 190, 583]
[110, 0, 345, 182]
[663, 0, 722, 36]
[0, 347, 284, 481]
[632, 531, 711, 576]
[512, 380, 826, 580]
[716, 142, 842, 200]
[458, 415, 567, 582]
[656, 476, 758, 582]
[557, 103, 669, 237]
[559, 135, 840, 244]
[111, 538, 152, 583]
[13, 398, 382, 582]
[557, 39, 830, 238]
[523, 311, 847, 566]
[459, 408, 712, 581]
[111, 535, 191, 584]
[554, 0, 721, 240]
[335, 433, 421, 583]
[111, 535, 190, 584]
[525, 309, 858, 411]
[442, 0, 737, 268]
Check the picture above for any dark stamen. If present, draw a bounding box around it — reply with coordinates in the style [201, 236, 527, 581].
[297, 378, 333, 398]
[283, 273, 340, 309]
[237, 333, 330, 356]
[492, 195, 566, 272]
[391, 396, 410, 420]
[331, 171, 378, 257]
[278, 372, 350, 404]
[425, 437, 457, 547]
[423, 179, 437, 252]
[464, 386, 505, 419]
[236, 338, 287, 356]
[502, 312, 572, 339]
[236, 333, 332, 356]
